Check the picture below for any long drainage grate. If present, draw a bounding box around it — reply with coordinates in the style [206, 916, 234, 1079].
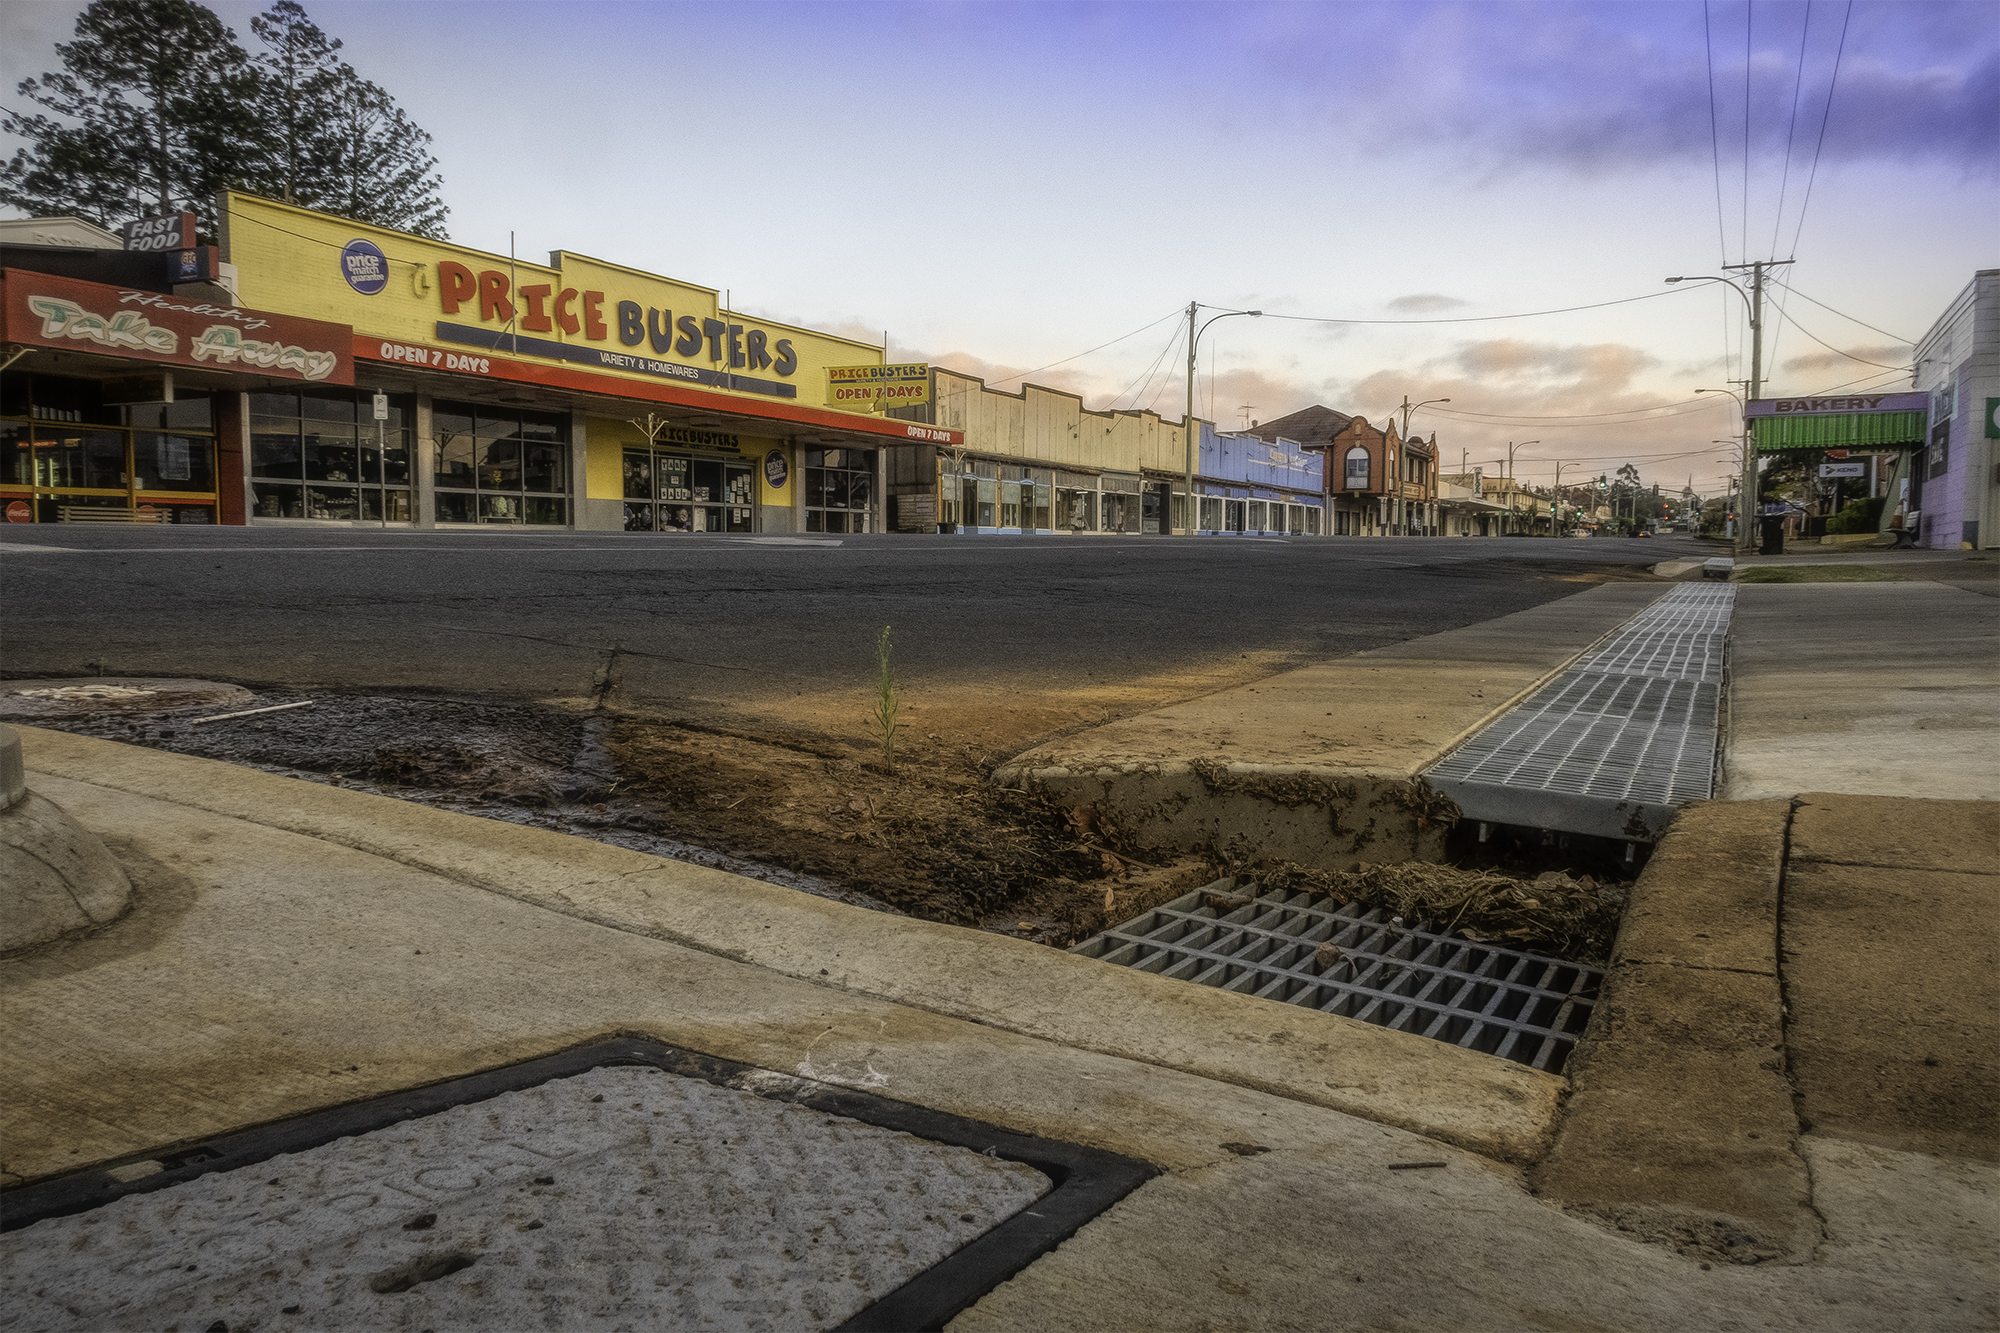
[1423, 583, 1736, 842]
[1074, 885, 1599, 1074]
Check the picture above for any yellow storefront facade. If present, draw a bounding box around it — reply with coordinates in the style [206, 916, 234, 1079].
[214, 192, 958, 531]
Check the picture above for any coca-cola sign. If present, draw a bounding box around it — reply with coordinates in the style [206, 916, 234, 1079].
[1, 269, 353, 385]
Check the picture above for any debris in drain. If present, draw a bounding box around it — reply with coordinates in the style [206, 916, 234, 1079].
[1247, 859, 1628, 965]
[188, 700, 317, 726]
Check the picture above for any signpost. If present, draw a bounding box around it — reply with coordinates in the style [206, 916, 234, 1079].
[1818, 462, 1866, 479]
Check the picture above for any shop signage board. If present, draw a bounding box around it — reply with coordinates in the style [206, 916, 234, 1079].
[826, 363, 931, 411]
[122, 212, 195, 253]
[1, 268, 354, 386]
[1745, 392, 1929, 417]
[224, 192, 889, 417]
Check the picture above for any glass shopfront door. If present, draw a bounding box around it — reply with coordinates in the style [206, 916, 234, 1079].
[624, 448, 753, 532]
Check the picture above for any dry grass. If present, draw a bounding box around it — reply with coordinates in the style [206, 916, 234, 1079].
[1248, 859, 1629, 963]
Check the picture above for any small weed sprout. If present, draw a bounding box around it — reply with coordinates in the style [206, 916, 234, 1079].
[872, 624, 899, 767]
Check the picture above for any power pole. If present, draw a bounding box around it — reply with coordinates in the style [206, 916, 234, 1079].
[1183, 301, 1197, 536]
[1723, 259, 1793, 553]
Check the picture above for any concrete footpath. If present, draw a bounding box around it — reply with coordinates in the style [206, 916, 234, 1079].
[3, 574, 1997, 1331]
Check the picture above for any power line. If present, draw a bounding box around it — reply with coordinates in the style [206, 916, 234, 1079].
[1703, 1, 1731, 264]
[1768, 0, 1815, 260]
[1788, 0, 1854, 257]
[1105, 321, 1186, 412]
[1209, 286, 1691, 327]
[1426, 397, 1720, 422]
[985, 307, 1185, 387]
[1741, 0, 1753, 266]
[1772, 279, 1913, 345]
[1774, 307, 1912, 371]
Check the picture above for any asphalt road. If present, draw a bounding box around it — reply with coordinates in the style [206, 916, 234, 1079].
[1, 528, 1711, 741]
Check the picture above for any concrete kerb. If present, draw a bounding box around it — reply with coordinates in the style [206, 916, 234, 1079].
[1533, 798, 1815, 1262]
[994, 583, 1674, 872]
[8, 726, 1560, 1166]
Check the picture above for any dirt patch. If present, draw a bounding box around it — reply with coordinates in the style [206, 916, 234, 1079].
[25, 690, 1199, 946]
[23, 683, 1631, 964]
[1232, 859, 1629, 965]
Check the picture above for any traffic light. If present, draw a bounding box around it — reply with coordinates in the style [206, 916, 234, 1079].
[1596, 475, 1608, 490]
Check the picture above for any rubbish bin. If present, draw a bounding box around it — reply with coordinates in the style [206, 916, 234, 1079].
[1759, 516, 1785, 555]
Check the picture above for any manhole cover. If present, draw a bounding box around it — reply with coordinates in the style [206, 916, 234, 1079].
[0, 1041, 1151, 1332]
[0, 678, 253, 720]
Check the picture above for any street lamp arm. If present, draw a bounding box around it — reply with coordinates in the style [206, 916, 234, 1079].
[1183, 305, 1262, 535]
[1665, 275, 1753, 318]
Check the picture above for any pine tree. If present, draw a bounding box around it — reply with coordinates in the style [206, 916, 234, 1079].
[3, 0, 448, 242]
[247, 0, 344, 209]
[247, 1, 448, 238]
[1, 0, 263, 235]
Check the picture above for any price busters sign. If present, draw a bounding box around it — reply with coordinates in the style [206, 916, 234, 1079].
[826, 363, 931, 411]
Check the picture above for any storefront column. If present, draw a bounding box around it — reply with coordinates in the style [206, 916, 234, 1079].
[218, 391, 251, 526]
[873, 450, 885, 535]
[412, 395, 435, 530]
[567, 409, 592, 530]
[793, 441, 806, 533]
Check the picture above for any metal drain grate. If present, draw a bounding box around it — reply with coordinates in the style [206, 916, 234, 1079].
[1424, 584, 1735, 841]
[1073, 886, 1599, 1073]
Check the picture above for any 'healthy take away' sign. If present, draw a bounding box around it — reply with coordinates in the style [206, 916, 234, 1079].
[1, 269, 353, 385]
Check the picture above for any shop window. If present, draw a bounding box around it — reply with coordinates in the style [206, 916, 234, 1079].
[251, 387, 412, 522]
[432, 399, 569, 524]
[362, 489, 412, 522]
[1058, 487, 1095, 531]
[1029, 483, 1051, 531]
[253, 482, 304, 519]
[804, 448, 875, 532]
[1247, 501, 1267, 531]
[307, 486, 362, 521]
[136, 433, 216, 491]
[1200, 496, 1223, 530]
[624, 451, 653, 500]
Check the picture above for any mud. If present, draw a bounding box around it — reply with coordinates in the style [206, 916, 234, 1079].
[16, 682, 1632, 959]
[21, 688, 1154, 941]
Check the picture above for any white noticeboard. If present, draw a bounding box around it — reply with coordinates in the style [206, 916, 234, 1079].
[1819, 462, 1866, 478]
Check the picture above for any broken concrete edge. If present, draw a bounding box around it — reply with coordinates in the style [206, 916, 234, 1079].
[991, 760, 1462, 876]
[11, 727, 1562, 1166]
[1531, 798, 1817, 1263]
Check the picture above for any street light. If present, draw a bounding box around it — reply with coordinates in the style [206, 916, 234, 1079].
[1184, 304, 1262, 535]
[1695, 384, 1757, 554]
[1503, 440, 1538, 534]
[1673, 270, 1789, 555]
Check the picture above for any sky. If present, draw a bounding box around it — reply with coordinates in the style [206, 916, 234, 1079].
[4, 0, 1995, 494]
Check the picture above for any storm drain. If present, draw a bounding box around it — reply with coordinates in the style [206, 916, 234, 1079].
[1074, 885, 1599, 1073]
[1423, 583, 1736, 841]
[0, 1040, 1153, 1333]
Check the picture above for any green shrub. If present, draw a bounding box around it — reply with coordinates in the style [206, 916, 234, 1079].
[1824, 496, 1886, 534]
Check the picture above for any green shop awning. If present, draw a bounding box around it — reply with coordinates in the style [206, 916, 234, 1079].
[1752, 410, 1927, 451]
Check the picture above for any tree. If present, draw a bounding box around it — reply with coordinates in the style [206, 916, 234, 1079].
[247, 1, 448, 238]
[3, 0, 448, 241]
[1, 0, 263, 235]
[247, 0, 343, 209]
